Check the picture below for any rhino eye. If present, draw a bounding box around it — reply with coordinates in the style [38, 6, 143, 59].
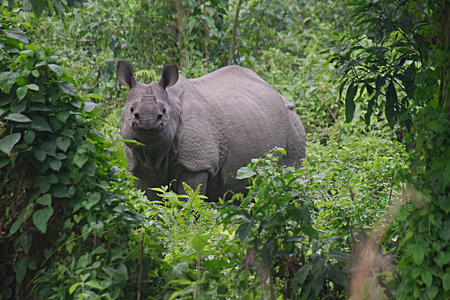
[163, 108, 166, 114]
[130, 107, 134, 113]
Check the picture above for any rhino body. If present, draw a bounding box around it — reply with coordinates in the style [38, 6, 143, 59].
[117, 61, 306, 201]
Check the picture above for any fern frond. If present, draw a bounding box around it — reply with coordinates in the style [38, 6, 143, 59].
[176, 183, 215, 230]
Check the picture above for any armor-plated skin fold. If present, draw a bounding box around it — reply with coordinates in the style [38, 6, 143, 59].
[116, 60, 306, 201]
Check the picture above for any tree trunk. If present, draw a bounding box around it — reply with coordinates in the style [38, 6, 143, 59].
[202, 0, 210, 70]
[228, 0, 243, 65]
[436, 2, 449, 112]
[176, 0, 188, 68]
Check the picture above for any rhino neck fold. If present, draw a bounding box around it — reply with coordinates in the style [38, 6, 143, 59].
[131, 143, 178, 185]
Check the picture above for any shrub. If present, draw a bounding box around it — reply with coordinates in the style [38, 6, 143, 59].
[0, 7, 166, 299]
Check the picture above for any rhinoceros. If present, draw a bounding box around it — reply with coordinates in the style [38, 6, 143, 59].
[116, 60, 306, 201]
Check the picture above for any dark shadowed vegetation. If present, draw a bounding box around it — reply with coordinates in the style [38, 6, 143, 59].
[0, 0, 448, 299]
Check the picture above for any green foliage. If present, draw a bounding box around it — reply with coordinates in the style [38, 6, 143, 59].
[7, 0, 137, 114]
[219, 139, 405, 298]
[394, 105, 450, 300]
[328, 0, 446, 130]
[330, 0, 450, 299]
[131, 0, 229, 70]
[129, 136, 404, 298]
[144, 184, 242, 299]
[222, 148, 334, 299]
[21, 0, 69, 17]
[1, 0, 423, 299]
[0, 6, 166, 299]
[145, 141, 402, 298]
[308, 128, 407, 243]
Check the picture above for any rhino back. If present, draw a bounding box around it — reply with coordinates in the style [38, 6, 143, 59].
[190, 65, 291, 148]
[187, 66, 304, 195]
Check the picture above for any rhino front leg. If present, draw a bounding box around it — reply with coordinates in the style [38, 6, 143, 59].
[177, 171, 209, 197]
[131, 172, 161, 201]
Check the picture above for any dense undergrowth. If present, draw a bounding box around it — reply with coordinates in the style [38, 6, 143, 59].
[0, 0, 421, 299]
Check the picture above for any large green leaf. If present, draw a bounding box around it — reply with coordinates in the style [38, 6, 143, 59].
[438, 194, 450, 213]
[421, 270, 433, 287]
[56, 136, 71, 152]
[439, 222, 450, 241]
[50, 184, 71, 198]
[58, 81, 78, 96]
[412, 244, 426, 266]
[83, 101, 97, 112]
[85, 280, 105, 290]
[49, 159, 62, 171]
[84, 192, 101, 209]
[327, 264, 348, 287]
[26, 83, 39, 91]
[0, 133, 21, 155]
[29, 0, 46, 18]
[55, 110, 70, 122]
[5, 113, 31, 123]
[16, 257, 28, 284]
[312, 256, 325, 276]
[191, 232, 208, 251]
[10, 98, 27, 113]
[0, 72, 20, 94]
[32, 116, 53, 132]
[36, 194, 52, 206]
[236, 166, 256, 180]
[292, 263, 312, 289]
[33, 148, 46, 161]
[48, 64, 63, 77]
[443, 273, 450, 292]
[345, 83, 357, 123]
[32, 206, 54, 233]
[4, 28, 29, 44]
[69, 283, 81, 295]
[385, 81, 397, 127]
[365, 95, 377, 126]
[74, 154, 89, 168]
[29, 103, 50, 112]
[9, 210, 26, 235]
[236, 222, 252, 241]
[16, 86, 28, 100]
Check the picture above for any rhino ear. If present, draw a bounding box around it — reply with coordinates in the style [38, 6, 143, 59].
[159, 64, 178, 89]
[116, 60, 138, 88]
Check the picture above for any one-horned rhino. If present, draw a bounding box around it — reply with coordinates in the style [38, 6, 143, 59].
[116, 60, 306, 201]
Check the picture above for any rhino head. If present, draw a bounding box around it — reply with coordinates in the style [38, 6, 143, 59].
[116, 61, 181, 152]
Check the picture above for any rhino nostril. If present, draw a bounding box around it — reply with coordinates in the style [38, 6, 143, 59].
[157, 114, 163, 120]
[134, 113, 140, 119]
[130, 107, 134, 113]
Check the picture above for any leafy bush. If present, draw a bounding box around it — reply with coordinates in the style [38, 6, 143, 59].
[222, 148, 339, 299]
[220, 134, 406, 298]
[329, 1, 450, 298]
[0, 7, 166, 299]
[308, 127, 407, 241]
[1, 1, 417, 299]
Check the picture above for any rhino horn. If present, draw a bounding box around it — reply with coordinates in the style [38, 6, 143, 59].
[116, 60, 138, 88]
[158, 64, 179, 89]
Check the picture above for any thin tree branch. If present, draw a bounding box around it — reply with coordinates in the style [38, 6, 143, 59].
[228, 0, 243, 65]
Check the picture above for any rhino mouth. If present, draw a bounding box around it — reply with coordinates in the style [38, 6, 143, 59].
[133, 123, 164, 137]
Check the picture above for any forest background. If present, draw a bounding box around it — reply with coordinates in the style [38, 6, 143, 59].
[0, 0, 449, 299]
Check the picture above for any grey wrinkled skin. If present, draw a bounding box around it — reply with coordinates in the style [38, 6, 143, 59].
[116, 60, 306, 201]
